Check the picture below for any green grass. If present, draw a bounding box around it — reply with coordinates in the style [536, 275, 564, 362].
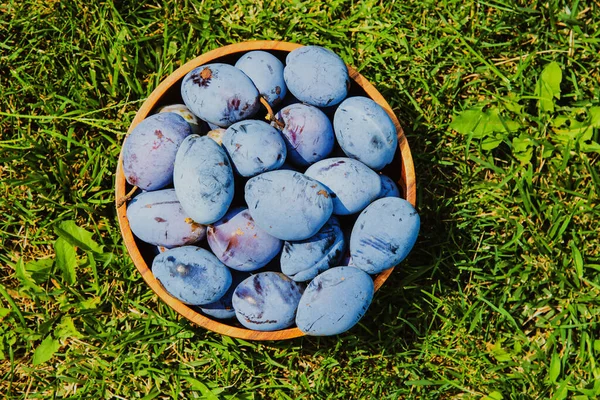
[1, 0, 599, 398]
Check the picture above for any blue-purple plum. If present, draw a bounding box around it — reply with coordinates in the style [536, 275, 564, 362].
[296, 266, 373, 336]
[283, 46, 349, 107]
[200, 271, 249, 319]
[235, 51, 287, 107]
[232, 272, 303, 331]
[207, 207, 282, 272]
[157, 104, 208, 135]
[245, 170, 333, 241]
[275, 103, 334, 167]
[280, 216, 344, 282]
[152, 246, 232, 305]
[333, 96, 398, 171]
[127, 189, 206, 248]
[173, 135, 234, 224]
[181, 63, 261, 127]
[304, 157, 381, 215]
[122, 113, 191, 190]
[222, 120, 287, 177]
[378, 174, 401, 199]
[350, 197, 420, 274]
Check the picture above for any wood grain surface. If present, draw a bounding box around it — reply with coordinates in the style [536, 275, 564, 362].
[115, 40, 416, 341]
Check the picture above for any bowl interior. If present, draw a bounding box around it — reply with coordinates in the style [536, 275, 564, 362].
[116, 41, 415, 341]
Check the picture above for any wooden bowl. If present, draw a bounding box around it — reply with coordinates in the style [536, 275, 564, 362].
[115, 40, 416, 341]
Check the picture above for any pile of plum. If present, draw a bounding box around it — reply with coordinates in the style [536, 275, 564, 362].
[122, 46, 420, 336]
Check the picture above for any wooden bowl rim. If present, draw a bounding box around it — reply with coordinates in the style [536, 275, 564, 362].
[115, 40, 416, 341]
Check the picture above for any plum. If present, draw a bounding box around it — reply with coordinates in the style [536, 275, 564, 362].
[181, 63, 260, 127]
[350, 197, 420, 274]
[127, 189, 206, 248]
[222, 120, 287, 177]
[245, 170, 333, 241]
[275, 103, 334, 167]
[304, 157, 381, 215]
[207, 207, 282, 272]
[200, 271, 249, 319]
[173, 135, 234, 224]
[378, 174, 401, 199]
[280, 216, 344, 282]
[122, 113, 191, 190]
[235, 51, 287, 107]
[157, 103, 208, 135]
[232, 272, 303, 331]
[296, 266, 374, 336]
[283, 46, 349, 107]
[152, 246, 232, 305]
[333, 96, 398, 171]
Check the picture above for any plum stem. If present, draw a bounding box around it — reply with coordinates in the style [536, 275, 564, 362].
[260, 96, 285, 129]
[117, 185, 139, 208]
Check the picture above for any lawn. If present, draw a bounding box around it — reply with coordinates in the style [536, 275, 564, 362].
[1, 0, 599, 398]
